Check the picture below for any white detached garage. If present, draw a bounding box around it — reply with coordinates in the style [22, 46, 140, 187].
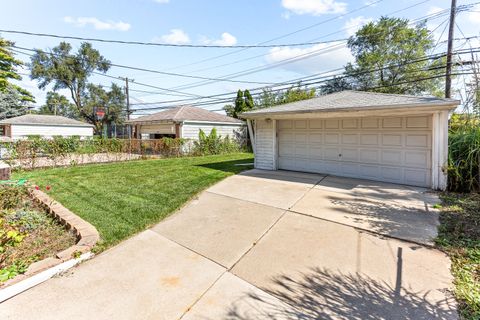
[241, 91, 459, 190]
[0, 114, 94, 140]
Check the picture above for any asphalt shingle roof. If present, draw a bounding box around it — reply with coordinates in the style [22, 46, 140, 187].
[0, 114, 94, 127]
[240, 90, 459, 118]
[127, 105, 243, 124]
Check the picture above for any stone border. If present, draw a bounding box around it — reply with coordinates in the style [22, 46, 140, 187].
[1, 188, 100, 288]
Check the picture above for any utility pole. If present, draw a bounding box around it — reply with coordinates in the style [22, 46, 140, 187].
[120, 77, 133, 138]
[445, 0, 457, 98]
[125, 77, 131, 121]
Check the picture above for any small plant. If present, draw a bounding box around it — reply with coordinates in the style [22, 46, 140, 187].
[193, 128, 242, 156]
[0, 186, 26, 210]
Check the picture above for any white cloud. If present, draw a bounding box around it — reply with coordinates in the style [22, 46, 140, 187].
[281, 0, 347, 16]
[468, 4, 480, 24]
[63, 16, 131, 31]
[154, 0, 170, 3]
[154, 29, 190, 44]
[265, 41, 352, 74]
[343, 16, 372, 36]
[200, 32, 237, 46]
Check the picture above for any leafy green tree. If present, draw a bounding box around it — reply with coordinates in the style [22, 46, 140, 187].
[319, 76, 352, 94]
[224, 89, 255, 118]
[0, 37, 34, 102]
[0, 86, 28, 119]
[29, 41, 110, 124]
[82, 83, 126, 135]
[255, 84, 316, 109]
[38, 91, 78, 119]
[344, 17, 442, 95]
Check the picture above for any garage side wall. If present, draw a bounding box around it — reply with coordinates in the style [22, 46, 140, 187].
[10, 124, 93, 139]
[181, 122, 245, 141]
[254, 119, 275, 170]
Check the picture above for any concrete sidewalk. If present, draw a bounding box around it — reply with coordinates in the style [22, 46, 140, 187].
[0, 170, 457, 319]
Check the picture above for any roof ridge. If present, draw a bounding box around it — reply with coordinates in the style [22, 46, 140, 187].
[172, 105, 186, 122]
[346, 90, 450, 101]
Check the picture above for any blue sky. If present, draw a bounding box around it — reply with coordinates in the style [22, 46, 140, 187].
[1, 0, 479, 116]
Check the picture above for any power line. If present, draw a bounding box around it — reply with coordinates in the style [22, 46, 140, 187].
[166, 7, 460, 92]
[11, 45, 277, 86]
[128, 72, 477, 114]
[0, 29, 358, 49]
[129, 47, 480, 111]
[161, 0, 388, 71]
[161, 0, 454, 77]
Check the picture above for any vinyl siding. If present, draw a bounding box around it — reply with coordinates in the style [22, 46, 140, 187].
[181, 122, 245, 140]
[10, 124, 93, 140]
[254, 119, 275, 170]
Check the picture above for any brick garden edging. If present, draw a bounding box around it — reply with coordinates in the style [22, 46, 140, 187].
[1, 188, 100, 288]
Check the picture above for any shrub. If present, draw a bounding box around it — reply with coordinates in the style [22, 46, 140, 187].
[193, 128, 241, 156]
[0, 186, 26, 210]
[447, 125, 480, 192]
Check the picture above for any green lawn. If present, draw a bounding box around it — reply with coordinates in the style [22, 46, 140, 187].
[436, 193, 480, 320]
[13, 153, 254, 250]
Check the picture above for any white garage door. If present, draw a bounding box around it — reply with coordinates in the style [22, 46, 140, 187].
[278, 116, 432, 187]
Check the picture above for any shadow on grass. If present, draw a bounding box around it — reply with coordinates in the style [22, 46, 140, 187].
[223, 267, 457, 320]
[197, 159, 254, 174]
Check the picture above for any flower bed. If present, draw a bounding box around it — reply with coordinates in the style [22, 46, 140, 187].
[0, 185, 76, 284]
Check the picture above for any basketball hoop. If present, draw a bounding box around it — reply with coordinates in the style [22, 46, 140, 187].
[96, 108, 105, 120]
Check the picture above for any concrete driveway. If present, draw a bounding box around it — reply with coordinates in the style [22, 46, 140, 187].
[0, 170, 457, 319]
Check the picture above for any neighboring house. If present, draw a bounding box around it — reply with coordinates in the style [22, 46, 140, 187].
[241, 90, 460, 190]
[126, 106, 245, 141]
[0, 114, 94, 140]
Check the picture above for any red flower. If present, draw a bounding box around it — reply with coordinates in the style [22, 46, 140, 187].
[34, 185, 40, 190]
[46, 185, 51, 191]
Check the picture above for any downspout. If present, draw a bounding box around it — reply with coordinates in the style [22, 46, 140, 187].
[246, 119, 255, 153]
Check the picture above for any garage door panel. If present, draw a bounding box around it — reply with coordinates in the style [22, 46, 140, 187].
[309, 147, 323, 159]
[342, 119, 358, 129]
[362, 118, 379, 129]
[405, 151, 430, 168]
[382, 117, 403, 128]
[279, 120, 293, 129]
[325, 133, 340, 144]
[295, 133, 307, 143]
[294, 120, 307, 129]
[407, 116, 429, 128]
[360, 134, 379, 145]
[324, 161, 341, 173]
[359, 149, 379, 163]
[342, 134, 358, 144]
[341, 148, 358, 162]
[341, 163, 359, 175]
[278, 116, 432, 187]
[309, 119, 322, 129]
[309, 133, 322, 143]
[325, 119, 339, 129]
[382, 134, 403, 146]
[381, 150, 402, 165]
[405, 169, 430, 186]
[278, 132, 294, 143]
[325, 148, 340, 160]
[279, 145, 295, 157]
[381, 167, 403, 182]
[295, 146, 309, 157]
[360, 165, 380, 178]
[406, 134, 430, 147]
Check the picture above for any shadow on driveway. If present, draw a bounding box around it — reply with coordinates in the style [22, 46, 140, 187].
[225, 266, 457, 320]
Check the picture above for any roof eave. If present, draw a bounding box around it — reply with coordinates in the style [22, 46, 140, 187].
[239, 101, 460, 119]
